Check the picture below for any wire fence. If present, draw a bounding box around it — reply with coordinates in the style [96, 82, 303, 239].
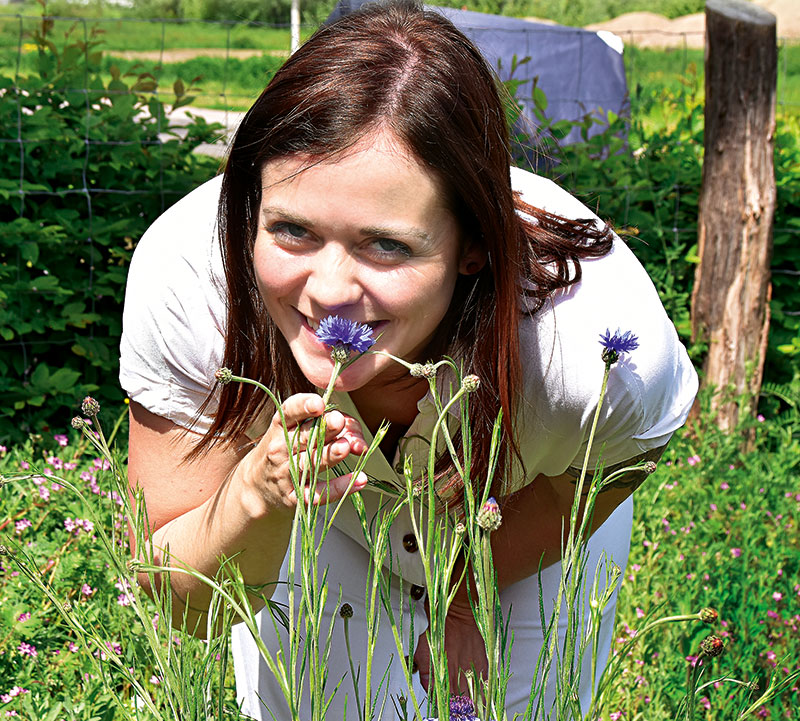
[0, 12, 798, 430]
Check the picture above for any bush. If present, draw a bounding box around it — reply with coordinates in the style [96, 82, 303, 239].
[0, 16, 221, 444]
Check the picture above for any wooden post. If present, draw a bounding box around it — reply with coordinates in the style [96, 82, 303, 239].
[690, 0, 777, 430]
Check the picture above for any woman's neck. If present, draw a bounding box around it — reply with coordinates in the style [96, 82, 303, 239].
[348, 377, 429, 458]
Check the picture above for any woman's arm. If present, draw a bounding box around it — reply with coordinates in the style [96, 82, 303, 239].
[127, 396, 367, 636]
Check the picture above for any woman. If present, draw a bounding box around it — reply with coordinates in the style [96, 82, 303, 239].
[120, 2, 698, 719]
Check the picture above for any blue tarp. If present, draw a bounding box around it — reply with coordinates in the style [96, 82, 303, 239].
[328, 2, 629, 163]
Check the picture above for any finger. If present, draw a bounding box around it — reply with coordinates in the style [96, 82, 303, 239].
[275, 394, 325, 430]
[340, 414, 368, 455]
[413, 635, 431, 692]
[290, 410, 347, 451]
[304, 471, 368, 506]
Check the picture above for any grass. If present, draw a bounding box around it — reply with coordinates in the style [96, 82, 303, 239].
[2, 9, 799, 113]
[0, 389, 798, 719]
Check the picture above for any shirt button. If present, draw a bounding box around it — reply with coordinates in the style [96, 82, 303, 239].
[409, 584, 425, 601]
[402, 534, 418, 553]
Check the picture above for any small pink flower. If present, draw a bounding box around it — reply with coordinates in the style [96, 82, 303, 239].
[38, 486, 50, 502]
[17, 642, 37, 658]
[731, 548, 742, 558]
[116, 594, 131, 607]
[636, 607, 645, 618]
[68, 642, 79, 653]
[757, 414, 765, 422]
[687, 455, 701, 466]
[609, 712, 624, 720]
[700, 697, 711, 710]
[773, 592, 783, 601]
[20, 461, 29, 470]
[53, 434, 69, 447]
[720, 481, 730, 490]
[81, 583, 95, 596]
[64, 518, 76, 533]
[14, 519, 32, 535]
[16, 612, 30, 623]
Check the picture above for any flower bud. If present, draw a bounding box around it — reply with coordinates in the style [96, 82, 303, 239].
[476, 496, 502, 532]
[699, 635, 724, 658]
[461, 374, 480, 393]
[0, 544, 9, 556]
[80, 396, 100, 417]
[409, 363, 436, 379]
[71, 416, 86, 430]
[699, 607, 718, 624]
[454, 522, 466, 535]
[339, 603, 353, 619]
[642, 461, 657, 474]
[214, 367, 233, 385]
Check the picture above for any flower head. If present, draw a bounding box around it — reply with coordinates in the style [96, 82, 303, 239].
[699, 635, 725, 658]
[214, 367, 233, 385]
[316, 316, 375, 361]
[699, 607, 719, 624]
[599, 328, 639, 364]
[476, 496, 502, 532]
[449, 695, 478, 721]
[461, 374, 480, 393]
[80, 396, 100, 417]
[339, 603, 354, 619]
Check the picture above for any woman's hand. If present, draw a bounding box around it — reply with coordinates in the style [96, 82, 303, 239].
[243, 392, 369, 516]
[413, 597, 488, 695]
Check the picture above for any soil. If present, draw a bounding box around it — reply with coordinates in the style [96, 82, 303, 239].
[578, 0, 800, 48]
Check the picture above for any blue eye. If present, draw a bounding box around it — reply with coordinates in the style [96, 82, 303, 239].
[372, 238, 411, 257]
[270, 222, 307, 239]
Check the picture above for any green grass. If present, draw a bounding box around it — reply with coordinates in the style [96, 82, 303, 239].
[1, 389, 798, 719]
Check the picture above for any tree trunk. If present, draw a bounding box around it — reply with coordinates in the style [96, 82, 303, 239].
[691, 0, 777, 430]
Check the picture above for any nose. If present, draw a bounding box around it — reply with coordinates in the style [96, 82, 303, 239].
[305, 242, 363, 314]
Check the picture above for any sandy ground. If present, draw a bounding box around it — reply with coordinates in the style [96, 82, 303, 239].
[578, 0, 800, 48]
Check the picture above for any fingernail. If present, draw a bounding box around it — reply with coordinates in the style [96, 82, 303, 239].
[353, 472, 368, 489]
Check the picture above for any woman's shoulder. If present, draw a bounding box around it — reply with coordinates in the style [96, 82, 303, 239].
[132, 175, 223, 265]
[510, 166, 601, 223]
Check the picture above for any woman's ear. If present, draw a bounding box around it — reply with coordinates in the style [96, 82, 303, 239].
[458, 243, 487, 275]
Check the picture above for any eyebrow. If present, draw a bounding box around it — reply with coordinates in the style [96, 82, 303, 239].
[261, 206, 434, 245]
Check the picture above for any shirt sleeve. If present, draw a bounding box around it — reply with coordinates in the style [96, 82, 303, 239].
[506, 168, 698, 493]
[119, 176, 227, 432]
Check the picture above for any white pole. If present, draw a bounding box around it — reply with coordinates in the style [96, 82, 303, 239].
[290, 0, 300, 54]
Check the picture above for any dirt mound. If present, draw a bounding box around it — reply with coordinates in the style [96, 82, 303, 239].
[582, 0, 799, 48]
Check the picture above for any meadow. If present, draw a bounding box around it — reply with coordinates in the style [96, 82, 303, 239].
[1, 3, 799, 720]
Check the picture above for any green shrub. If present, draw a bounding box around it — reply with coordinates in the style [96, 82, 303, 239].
[0, 16, 221, 444]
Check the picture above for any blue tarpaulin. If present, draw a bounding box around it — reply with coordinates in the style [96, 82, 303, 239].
[328, 2, 629, 163]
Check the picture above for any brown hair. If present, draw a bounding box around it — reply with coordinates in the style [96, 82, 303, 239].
[198, 0, 612, 500]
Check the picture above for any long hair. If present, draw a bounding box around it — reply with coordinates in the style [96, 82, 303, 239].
[197, 1, 612, 500]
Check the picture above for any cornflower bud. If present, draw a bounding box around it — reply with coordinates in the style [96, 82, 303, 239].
[71, 416, 86, 430]
[461, 374, 480, 393]
[81, 396, 100, 417]
[214, 367, 233, 385]
[454, 522, 466, 535]
[339, 603, 353, 619]
[476, 496, 502, 532]
[409, 363, 436, 379]
[699, 635, 724, 658]
[699, 607, 718, 624]
[642, 460, 657, 474]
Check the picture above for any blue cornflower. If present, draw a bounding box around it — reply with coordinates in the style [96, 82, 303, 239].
[449, 695, 478, 721]
[599, 328, 639, 364]
[315, 315, 375, 361]
[421, 695, 479, 721]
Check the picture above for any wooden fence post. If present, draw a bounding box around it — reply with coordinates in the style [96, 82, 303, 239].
[690, 0, 777, 430]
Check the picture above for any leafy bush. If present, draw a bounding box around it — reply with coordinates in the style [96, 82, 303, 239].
[526, 77, 800, 385]
[0, 15, 221, 444]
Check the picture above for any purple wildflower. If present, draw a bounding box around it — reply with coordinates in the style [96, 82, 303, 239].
[53, 434, 68, 447]
[17, 642, 37, 658]
[599, 328, 639, 364]
[316, 315, 375, 359]
[449, 695, 478, 721]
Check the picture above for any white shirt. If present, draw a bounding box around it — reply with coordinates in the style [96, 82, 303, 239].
[120, 167, 698, 585]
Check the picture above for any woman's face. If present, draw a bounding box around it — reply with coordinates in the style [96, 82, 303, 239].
[253, 130, 479, 393]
